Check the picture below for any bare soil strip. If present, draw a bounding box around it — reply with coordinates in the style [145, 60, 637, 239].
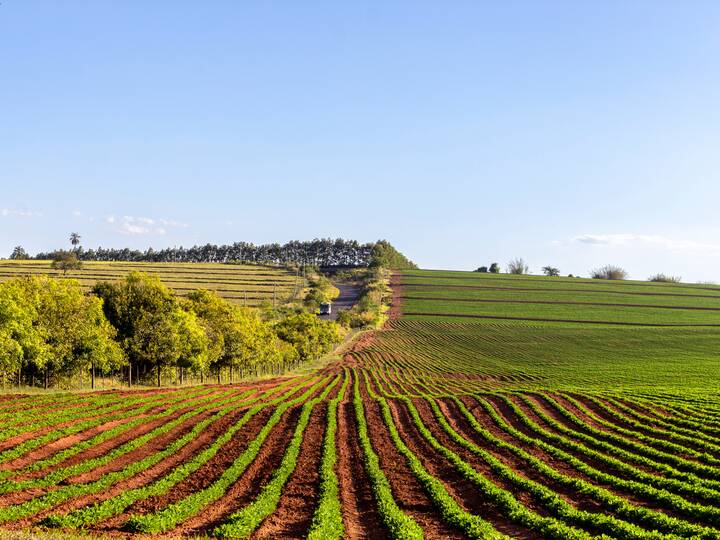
[174, 405, 304, 536]
[390, 398, 542, 539]
[358, 383, 464, 539]
[336, 379, 387, 540]
[26, 400, 261, 526]
[250, 402, 327, 539]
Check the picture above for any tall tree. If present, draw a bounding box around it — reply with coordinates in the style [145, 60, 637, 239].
[93, 272, 195, 386]
[0, 277, 123, 388]
[9, 246, 29, 260]
[69, 232, 81, 253]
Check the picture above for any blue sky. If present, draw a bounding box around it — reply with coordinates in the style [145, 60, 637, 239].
[2, 1, 719, 281]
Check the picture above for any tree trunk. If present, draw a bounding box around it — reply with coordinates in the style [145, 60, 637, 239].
[91, 363, 95, 390]
[157, 364, 161, 387]
[44, 369, 48, 390]
[128, 364, 132, 387]
[229, 364, 233, 384]
[200, 371, 204, 384]
[217, 369, 221, 384]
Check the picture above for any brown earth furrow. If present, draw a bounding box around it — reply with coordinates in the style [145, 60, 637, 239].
[250, 401, 327, 539]
[0, 390, 200, 456]
[358, 380, 464, 540]
[93, 404, 279, 532]
[24, 400, 262, 526]
[336, 381, 387, 540]
[0, 407, 231, 510]
[564, 395, 720, 463]
[496, 395, 695, 515]
[5, 389, 236, 480]
[442, 397, 606, 514]
[172, 404, 305, 536]
[389, 398, 541, 539]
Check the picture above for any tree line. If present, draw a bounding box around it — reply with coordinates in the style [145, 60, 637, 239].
[30, 239, 371, 266]
[18, 236, 417, 270]
[0, 272, 340, 390]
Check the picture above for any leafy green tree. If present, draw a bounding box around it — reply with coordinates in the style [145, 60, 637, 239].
[274, 313, 340, 363]
[51, 250, 83, 275]
[0, 277, 123, 388]
[93, 272, 208, 386]
[475, 266, 488, 273]
[0, 282, 42, 383]
[542, 266, 560, 277]
[368, 240, 417, 269]
[489, 262, 500, 274]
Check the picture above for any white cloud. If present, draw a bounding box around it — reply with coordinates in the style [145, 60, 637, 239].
[106, 215, 189, 236]
[1, 208, 41, 217]
[571, 234, 720, 255]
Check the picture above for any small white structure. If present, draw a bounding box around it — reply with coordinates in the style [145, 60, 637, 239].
[319, 302, 332, 315]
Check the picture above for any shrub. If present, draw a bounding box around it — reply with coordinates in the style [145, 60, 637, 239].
[475, 266, 488, 273]
[648, 274, 681, 283]
[489, 263, 500, 274]
[591, 265, 628, 280]
[51, 250, 82, 275]
[507, 258, 529, 275]
[542, 266, 560, 277]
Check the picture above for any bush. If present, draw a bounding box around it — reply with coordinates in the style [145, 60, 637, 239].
[475, 266, 488, 273]
[591, 265, 628, 280]
[507, 258, 529, 275]
[488, 263, 500, 274]
[648, 274, 681, 283]
[542, 266, 560, 277]
[51, 250, 82, 275]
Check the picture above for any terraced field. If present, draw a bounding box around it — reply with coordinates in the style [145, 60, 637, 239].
[0, 260, 300, 306]
[1, 269, 719, 539]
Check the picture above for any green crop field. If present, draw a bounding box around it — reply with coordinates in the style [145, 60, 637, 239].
[1, 267, 719, 539]
[0, 260, 302, 306]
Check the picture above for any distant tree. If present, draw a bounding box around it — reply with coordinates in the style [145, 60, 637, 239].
[507, 258, 529, 275]
[591, 265, 628, 280]
[69, 232, 81, 253]
[648, 273, 681, 283]
[51, 250, 83, 275]
[568, 274, 574, 278]
[368, 240, 417, 269]
[274, 312, 340, 363]
[304, 275, 340, 312]
[475, 266, 488, 273]
[9, 246, 29, 260]
[542, 266, 560, 277]
[488, 262, 500, 274]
